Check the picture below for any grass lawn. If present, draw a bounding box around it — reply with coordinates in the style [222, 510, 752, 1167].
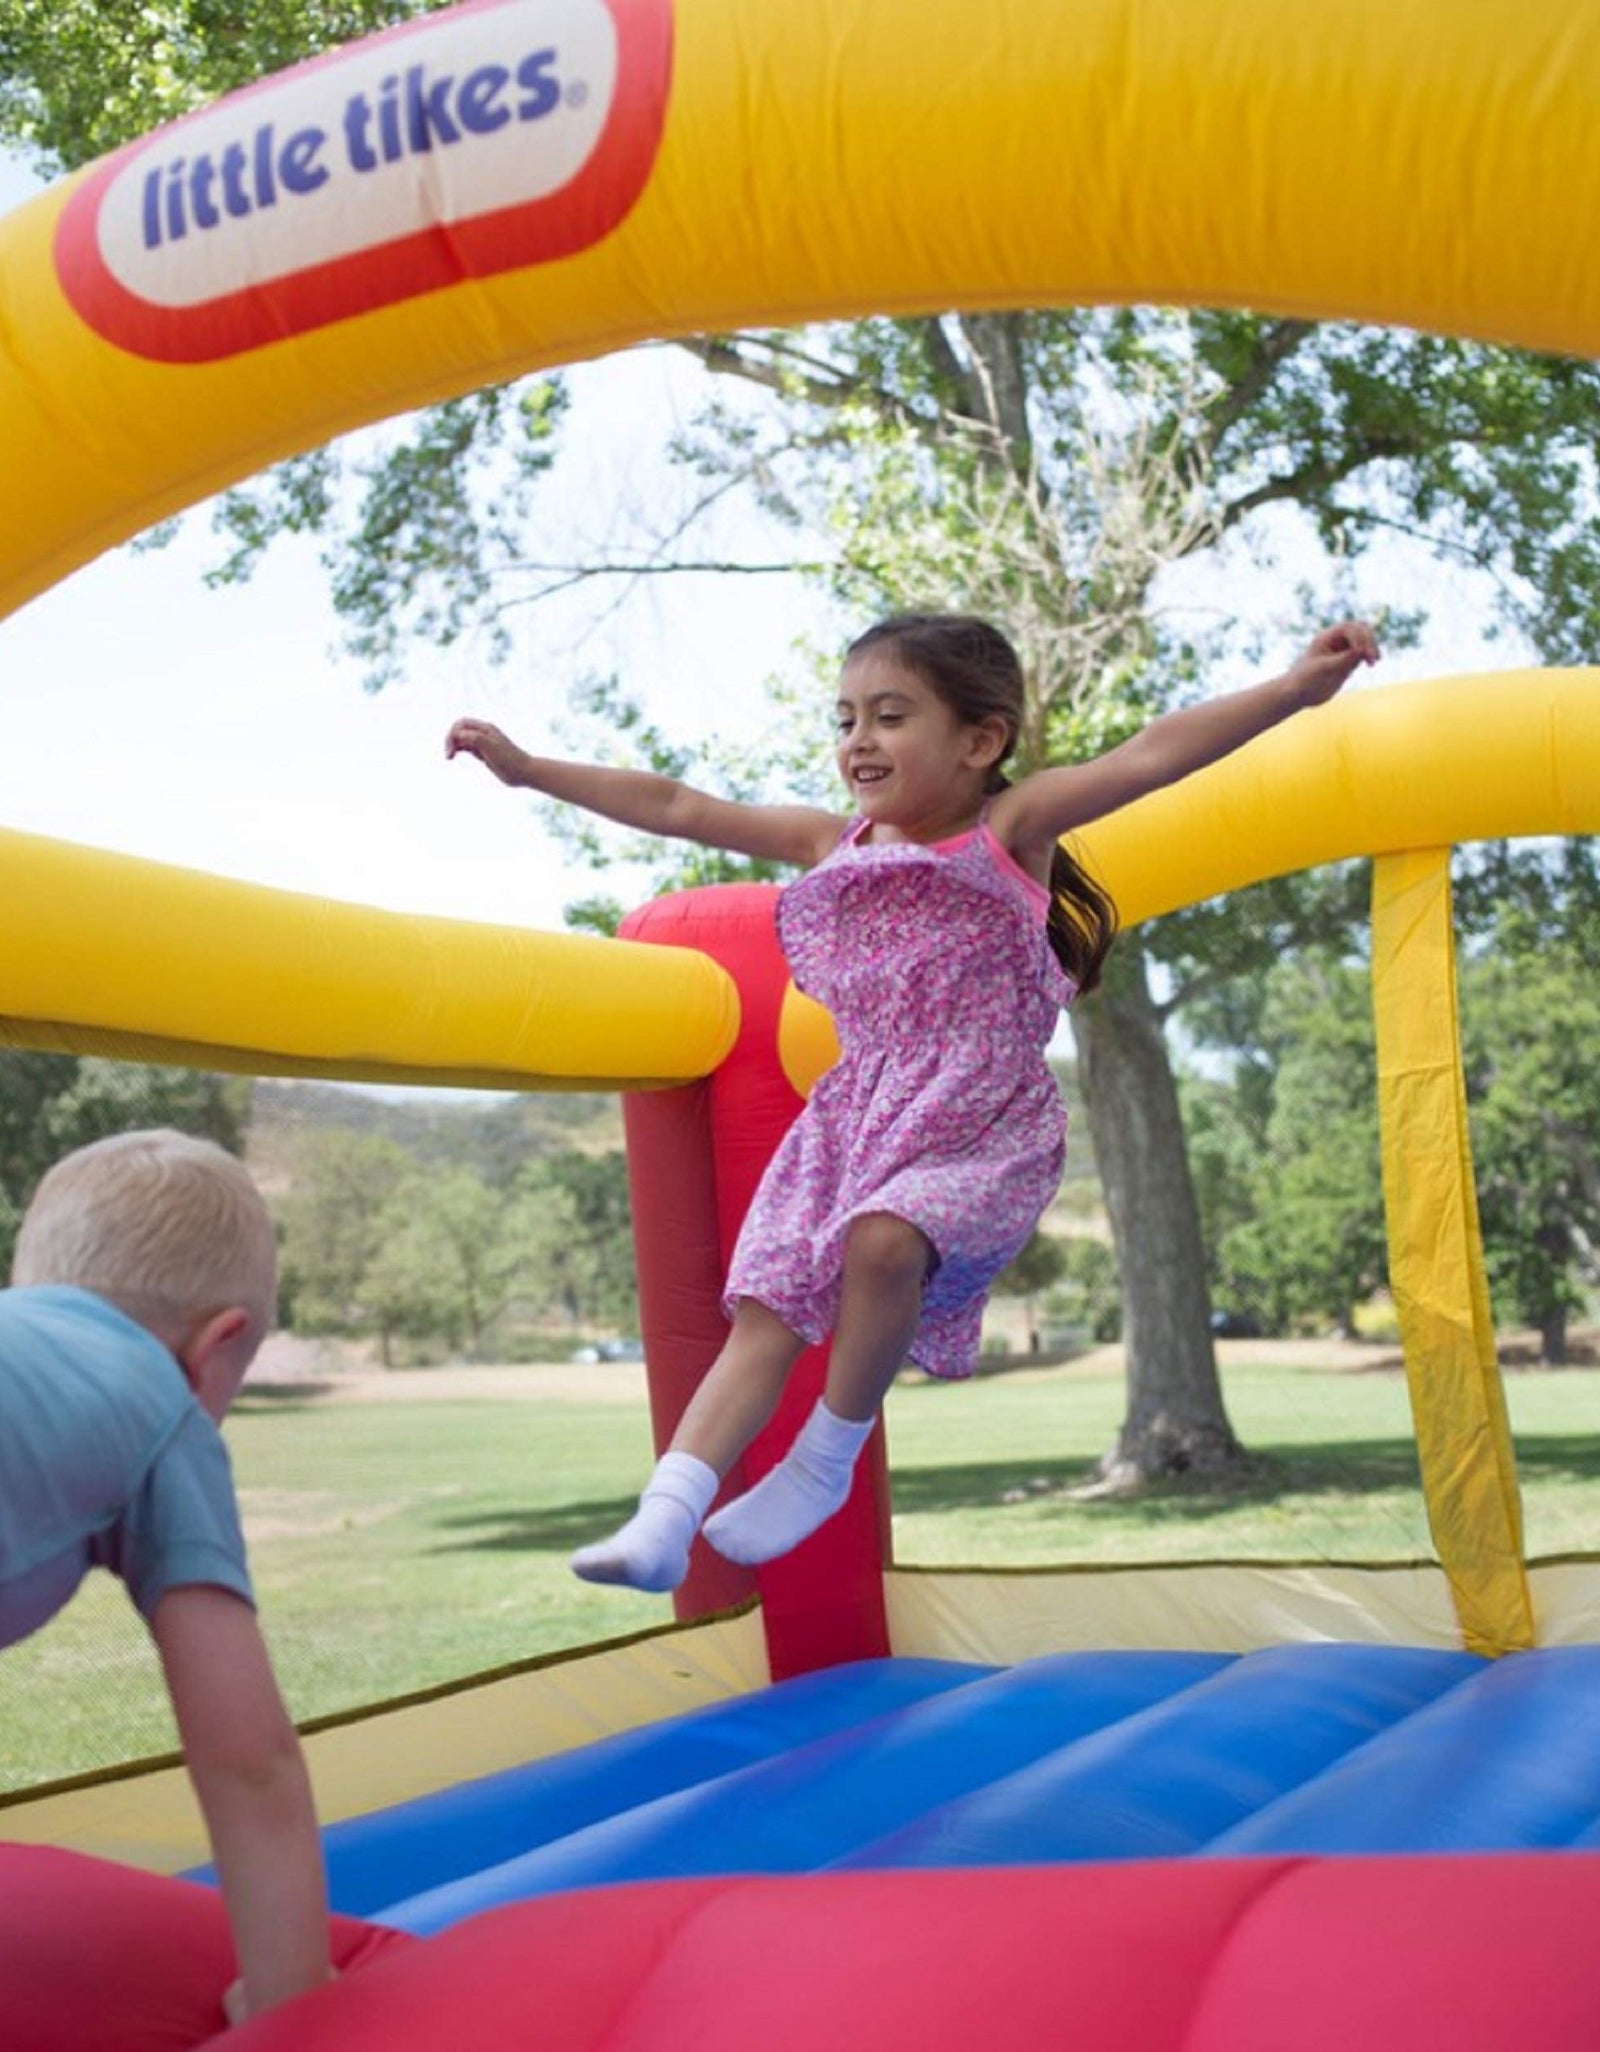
[2, 1358, 1596, 1794]
[887, 1359, 1600, 1565]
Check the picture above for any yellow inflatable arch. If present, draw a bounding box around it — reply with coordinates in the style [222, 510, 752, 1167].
[5, 0, 1600, 621]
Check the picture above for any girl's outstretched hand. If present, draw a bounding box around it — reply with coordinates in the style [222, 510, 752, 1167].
[445, 717, 531, 786]
[1285, 621, 1380, 707]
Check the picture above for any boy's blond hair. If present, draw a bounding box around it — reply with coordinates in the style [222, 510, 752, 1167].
[12, 1129, 276, 1346]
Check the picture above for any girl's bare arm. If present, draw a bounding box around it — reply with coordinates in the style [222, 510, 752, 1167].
[989, 622, 1379, 869]
[446, 718, 843, 868]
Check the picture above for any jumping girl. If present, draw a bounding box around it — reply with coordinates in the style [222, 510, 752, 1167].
[446, 613, 1378, 1591]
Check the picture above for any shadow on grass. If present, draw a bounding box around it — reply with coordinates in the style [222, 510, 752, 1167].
[234, 1382, 337, 1413]
[431, 1497, 645, 1557]
[887, 1430, 1600, 1527]
[423, 1433, 1600, 1555]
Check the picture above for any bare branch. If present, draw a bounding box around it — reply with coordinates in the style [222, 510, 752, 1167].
[494, 554, 825, 615]
[954, 312, 1034, 468]
[1204, 438, 1406, 544]
[676, 334, 930, 434]
[912, 315, 972, 410]
[1203, 320, 1316, 454]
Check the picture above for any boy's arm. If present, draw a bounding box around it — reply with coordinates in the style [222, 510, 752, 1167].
[991, 622, 1379, 866]
[151, 1586, 331, 2022]
[445, 717, 844, 866]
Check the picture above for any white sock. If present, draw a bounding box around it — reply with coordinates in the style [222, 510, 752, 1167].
[703, 1401, 874, 1567]
[570, 1451, 719, 1593]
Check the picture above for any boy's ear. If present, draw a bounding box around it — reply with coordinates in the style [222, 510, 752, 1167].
[177, 1307, 255, 1419]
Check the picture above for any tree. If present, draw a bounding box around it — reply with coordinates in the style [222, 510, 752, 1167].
[11, 19, 1600, 1481]
[1051, 1237, 1123, 1346]
[652, 316, 1600, 1487]
[1189, 950, 1386, 1338]
[1459, 844, 1600, 1363]
[360, 1165, 522, 1361]
[993, 1229, 1069, 1353]
[0, 4, 443, 171]
[516, 1151, 638, 1328]
[0, 1050, 250, 1275]
[275, 1127, 415, 1335]
[1183, 844, 1600, 1361]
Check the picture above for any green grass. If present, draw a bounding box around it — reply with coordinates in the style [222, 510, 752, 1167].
[1, 1387, 668, 1793]
[2, 1359, 1597, 1793]
[886, 1360, 1600, 1565]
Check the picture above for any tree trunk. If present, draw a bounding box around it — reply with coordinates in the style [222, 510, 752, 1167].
[1540, 1305, 1569, 1366]
[1070, 936, 1246, 1487]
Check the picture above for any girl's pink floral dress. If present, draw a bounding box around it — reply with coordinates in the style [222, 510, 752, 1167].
[723, 815, 1074, 1378]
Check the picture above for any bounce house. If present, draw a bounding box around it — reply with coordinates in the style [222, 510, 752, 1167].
[4, 0, 1600, 2043]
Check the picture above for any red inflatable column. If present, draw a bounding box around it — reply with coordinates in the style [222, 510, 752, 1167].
[621, 886, 890, 1678]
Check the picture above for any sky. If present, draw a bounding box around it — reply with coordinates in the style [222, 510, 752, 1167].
[0, 145, 1529, 1088]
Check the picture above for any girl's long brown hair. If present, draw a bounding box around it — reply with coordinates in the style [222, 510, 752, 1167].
[846, 614, 1118, 994]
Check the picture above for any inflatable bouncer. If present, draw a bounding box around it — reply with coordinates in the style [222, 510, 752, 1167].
[4, 0, 1600, 2043]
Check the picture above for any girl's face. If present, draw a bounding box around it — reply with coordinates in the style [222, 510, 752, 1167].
[834, 652, 1007, 830]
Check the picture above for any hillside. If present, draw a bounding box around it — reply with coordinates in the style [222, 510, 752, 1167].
[247, 1079, 624, 1194]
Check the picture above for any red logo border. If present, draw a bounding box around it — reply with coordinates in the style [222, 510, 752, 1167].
[55, 0, 673, 364]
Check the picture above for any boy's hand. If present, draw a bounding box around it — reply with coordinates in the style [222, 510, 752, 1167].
[445, 717, 531, 785]
[1286, 621, 1380, 708]
[225, 1968, 337, 2027]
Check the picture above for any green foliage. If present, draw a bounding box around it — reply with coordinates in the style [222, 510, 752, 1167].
[1184, 951, 1386, 1334]
[250, 1078, 622, 1191]
[1460, 845, 1600, 1358]
[359, 1166, 528, 1361]
[0, 1052, 250, 1275]
[520, 1150, 638, 1327]
[272, 1119, 638, 1358]
[992, 1228, 1071, 1349]
[210, 383, 571, 691]
[275, 1127, 415, 1336]
[1181, 843, 1600, 1357]
[0, 1, 441, 172]
[1046, 1237, 1122, 1344]
[1217, 954, 1386, 1336]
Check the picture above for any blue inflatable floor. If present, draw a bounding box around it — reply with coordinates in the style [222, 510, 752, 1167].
[291, 1644, 1600, 1933]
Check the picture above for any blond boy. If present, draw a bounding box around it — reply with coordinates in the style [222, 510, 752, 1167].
[2, 1129, 330, 2021]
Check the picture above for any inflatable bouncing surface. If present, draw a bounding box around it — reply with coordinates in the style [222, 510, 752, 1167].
[4, 0, 1600, 2046]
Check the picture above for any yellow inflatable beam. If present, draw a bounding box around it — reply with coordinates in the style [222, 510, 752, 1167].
[0, 827, 738, 1090]
[7, 670, 1593, 1091]
[6, 0, 1600, 619]
[1074, 669, 1600, 925]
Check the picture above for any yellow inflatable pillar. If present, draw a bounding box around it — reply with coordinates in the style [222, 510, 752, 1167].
[1370, 848, 1532, 1656]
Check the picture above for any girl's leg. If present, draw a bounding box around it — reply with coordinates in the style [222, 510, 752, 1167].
[704, 1214, 931, 1567]
[670, 1300, 808, 1471]
[570, 1300, 806, 1592]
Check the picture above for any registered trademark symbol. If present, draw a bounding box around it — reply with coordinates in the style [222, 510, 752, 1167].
[565, 79, 588, 108]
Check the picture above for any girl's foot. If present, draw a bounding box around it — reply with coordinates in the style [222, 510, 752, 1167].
[570, 1451, 718, 1593]
[703, 1402, 873, 1566]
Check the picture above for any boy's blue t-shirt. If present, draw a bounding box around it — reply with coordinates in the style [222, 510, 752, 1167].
[0, 1284, 253, 1645]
